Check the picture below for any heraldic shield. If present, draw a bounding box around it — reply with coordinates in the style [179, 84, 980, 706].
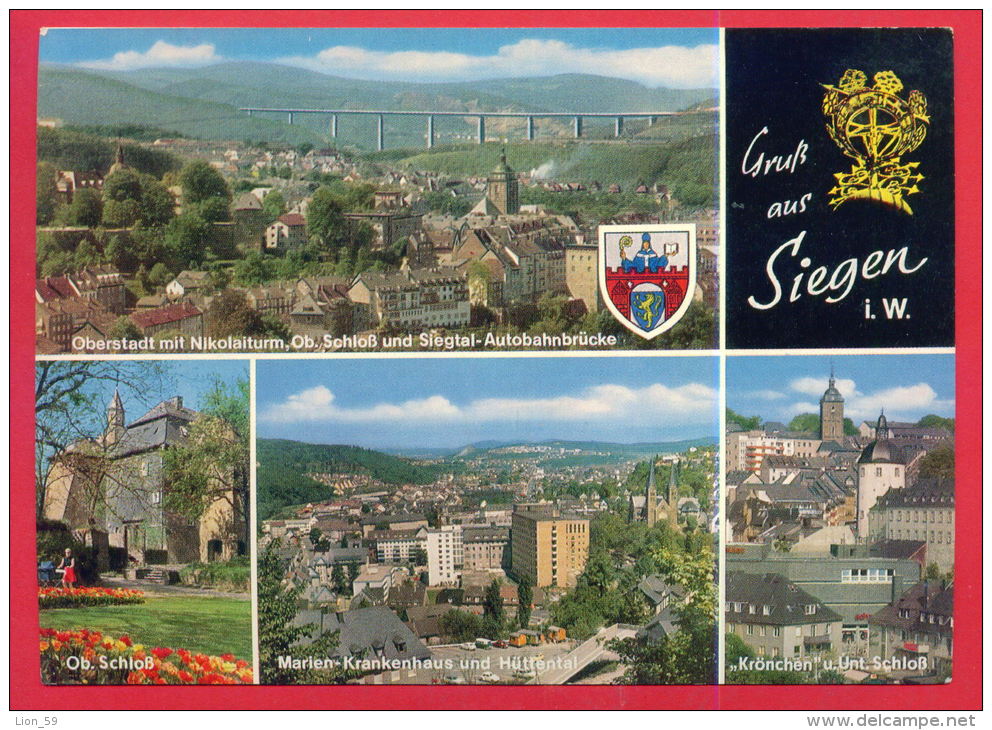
[598, 224, 696, 340]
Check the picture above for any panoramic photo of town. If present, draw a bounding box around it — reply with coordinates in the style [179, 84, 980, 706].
[255, 356, 719, 685]
[35, 360, 252, 684]
[725, 355, 955, 685]
[35, 27, 719, 354]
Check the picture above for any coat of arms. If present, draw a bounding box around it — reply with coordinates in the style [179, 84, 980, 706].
[598, 224, 696, 339]
[822, 69, 929, 215]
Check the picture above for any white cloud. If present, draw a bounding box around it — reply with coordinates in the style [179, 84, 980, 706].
[78, 41, 222, 71]
[783, 380, 952, 423]
[789, 376, 857, 399]
[743, 389, 786, 401]
[277, 39, 718, 88]
[261, 382, 716, 426]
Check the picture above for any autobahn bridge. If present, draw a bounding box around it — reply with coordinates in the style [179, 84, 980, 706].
[239, 106, 715, 151]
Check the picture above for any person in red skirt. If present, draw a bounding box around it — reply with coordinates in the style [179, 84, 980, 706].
[57, 548, 77, 588]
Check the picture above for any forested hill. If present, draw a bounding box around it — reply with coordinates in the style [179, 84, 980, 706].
[256, 438, 440, 520]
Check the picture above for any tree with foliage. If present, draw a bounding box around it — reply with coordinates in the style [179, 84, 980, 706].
[68, 188, 103, 228]
[34, 361, 168, 516]
[307, 186, 346, 248]
[517, 575, 534, 629]
[788, 413, 820, 433]
[101, 198, 141, 228]
[163, 376, 250, 540]
[103, 167, 143, 204]
[148, 262, 174, 289]
[140, 177, 176, 226]
[917, 445, 954, 479]
[262, 190, 286, 224]
[482, 579, 506, 637]
[163, 213, 212, 269]
[331, 563, 350, 596]
[197, 195, 232, 223]
[206, 289, 265, 339]
[609, 548, 716, 685]
[258, 540, 349, 684]
[726, 408, 762, 432]
[37, 161, 59, 225]
[107, 316, 142, 341]
[440, 610, 485, 643]
[917, 414, 954, 433]
[179, 160, 231, 206]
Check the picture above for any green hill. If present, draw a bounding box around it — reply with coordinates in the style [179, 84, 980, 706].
[39, 63, 715, 149]
[370, 136, 718, 206]
[38, 66, 323, 145]
[256, 438, 441, 520]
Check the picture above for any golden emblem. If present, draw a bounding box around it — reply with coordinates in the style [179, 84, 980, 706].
[822, 69, 929, 214]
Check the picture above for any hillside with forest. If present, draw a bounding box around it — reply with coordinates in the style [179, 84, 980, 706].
[256, 438, 444, 520]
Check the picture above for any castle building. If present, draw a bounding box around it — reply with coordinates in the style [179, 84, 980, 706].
[856, 413, 906, 538]
[820, 369, 845, 442]
[43, 391, 247, 566]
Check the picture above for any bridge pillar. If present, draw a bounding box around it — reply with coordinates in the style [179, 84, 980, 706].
[247, 109, 253, 118]
[288, 112, 294, 125]
[574, 116, 583, 138]
[377, 114, 384, 151]
[648, 116, 656, 127]
[427, 115, 434, 149]
[526, 116, 535, 141]
[614, 116, 624, 137]
[477, 116, 485, 144]
[330, 114, 338, 138]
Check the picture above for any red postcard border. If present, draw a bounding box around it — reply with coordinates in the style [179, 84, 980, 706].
[9, 9, 982, 711]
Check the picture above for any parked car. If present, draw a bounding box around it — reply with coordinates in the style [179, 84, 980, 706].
[513, 668, 536, 680]
[479, 671, 500, 683]
[475, 638, 492, 649]
[492, 639, 508, 648]
[443, 674, 466, 685]
[459, 642, 476, 651]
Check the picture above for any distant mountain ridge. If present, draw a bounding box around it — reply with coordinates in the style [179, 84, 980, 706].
[385, 436, 715, 459]
[38, 62, 716, 146]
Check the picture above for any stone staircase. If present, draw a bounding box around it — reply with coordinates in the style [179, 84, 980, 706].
[131, 567, 179, 585]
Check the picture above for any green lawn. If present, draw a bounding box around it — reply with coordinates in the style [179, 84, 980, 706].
[39, 595, 252, 660]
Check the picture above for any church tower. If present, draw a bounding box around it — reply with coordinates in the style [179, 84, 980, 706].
[645, 459, 659, 527]
[486, 149, 519, 216]
[108, 140, 127, 176]
[667, 459, 680, 527]
[819, 367, 845, 442]
[104, 388, 125, 447]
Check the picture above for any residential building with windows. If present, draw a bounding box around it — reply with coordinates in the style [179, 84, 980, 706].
[426, 525, 463, 586]
[510, 505, 589, 589]
[868, 478, 954, 573]
[726, 572, 843, 660]
[869, 581, 953, 677]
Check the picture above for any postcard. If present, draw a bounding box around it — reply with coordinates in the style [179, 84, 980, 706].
[11, 10, 980, 714]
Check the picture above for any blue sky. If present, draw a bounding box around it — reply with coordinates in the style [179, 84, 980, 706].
[257, 357, 719, 449]
[728, 354, 955, 425]
[39, 27, 719, 88]
[40, 360, 248, 434]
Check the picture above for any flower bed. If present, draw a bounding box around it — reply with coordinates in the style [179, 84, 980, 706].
[39, 629, 253, 685]
[39, 586, 145, 608]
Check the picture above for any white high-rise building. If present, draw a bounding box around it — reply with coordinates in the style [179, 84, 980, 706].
[426, 525, 463, 586]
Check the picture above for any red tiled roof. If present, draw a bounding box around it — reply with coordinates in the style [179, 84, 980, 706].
[36, 276, 77, 301]
[278, 213, 306, 227]
[131, 302, 202, 329]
